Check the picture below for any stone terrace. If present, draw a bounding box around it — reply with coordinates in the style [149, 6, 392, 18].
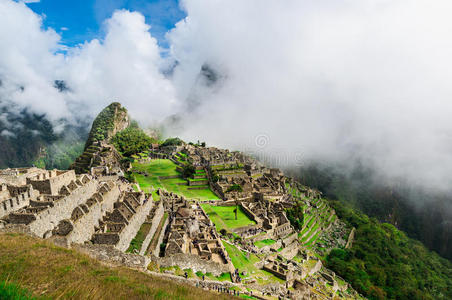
[92, 191, 153, 251]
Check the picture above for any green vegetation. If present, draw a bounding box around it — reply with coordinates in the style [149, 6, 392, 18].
[161, 137, 183, 147]
[221, 241, 283, 285]
[42, 140, 84, 170]
[0, 233, 231, 300]
[254, 239, 276, 248]
[286, 200, 304, 230]
[86, 102, 128, 147]
[132, 159, 219, 201]
[0, 281, 36, 300]
[126, 223, 151, 253]
[0, 108, 88, 170]
[298, 164, 452, 260]
[182, 164, 196, 178]
[158, 267, 230, 283]
[112, 126, 153, 157]
[194, 272, 231, 282]
[201, 204, 256, 231]
[226, 184, 243, 193]
[325, 200, 452, 300]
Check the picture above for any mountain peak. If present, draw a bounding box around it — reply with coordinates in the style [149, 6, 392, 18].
[85, 102, 130, 149]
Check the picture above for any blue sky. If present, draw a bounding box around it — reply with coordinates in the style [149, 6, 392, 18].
[23, 0, 186, 48]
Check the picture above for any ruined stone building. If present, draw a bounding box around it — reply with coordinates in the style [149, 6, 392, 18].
[92, 191, 151, 251]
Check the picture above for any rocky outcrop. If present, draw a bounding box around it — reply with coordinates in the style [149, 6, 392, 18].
[84, 102, 130, 149]
[70, 102, 130, 174]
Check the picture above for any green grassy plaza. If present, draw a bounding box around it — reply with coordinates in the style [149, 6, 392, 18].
[132, 159, 219, 201]
[200, 204, 256, 232]
[254, 239, 276, 248]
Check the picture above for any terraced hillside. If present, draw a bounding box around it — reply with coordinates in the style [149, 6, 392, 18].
[72, 143, 102, 173]
[285, 180, 348, 256]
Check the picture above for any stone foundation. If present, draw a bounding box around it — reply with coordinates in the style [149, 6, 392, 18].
[154, 253, 230, 276]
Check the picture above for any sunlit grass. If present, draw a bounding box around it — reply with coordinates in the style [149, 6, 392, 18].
[201, 204, 256, 231]
[0, 233, 233, 300]
[132, 159, 219, 201]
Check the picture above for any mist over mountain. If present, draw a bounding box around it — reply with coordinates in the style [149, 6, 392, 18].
[1, 0, 452, 260]
[286, 161, 452, 260]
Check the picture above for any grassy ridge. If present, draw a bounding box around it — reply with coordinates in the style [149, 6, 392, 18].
[0, 233, 233, 300]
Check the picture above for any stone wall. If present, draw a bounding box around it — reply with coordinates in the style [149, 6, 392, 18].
[28, 179, 97, 237]
[153, 215, 170, 254]
[74, 243, 151, 270]
[240, 203, 261, 225]
[0, 184, 9, 200]
[345, 227, 356, 249]
[279, 241, 299, 260]
[0, 185, 38, 219]
[140, 201, 164, 255]
[0, 168, 45, 186]
[308, 259, 323, 276]
[27, 170, 76, 195]
[154, 253, 230, 276]
[271, 222, 292, 239]
[53, 182, 120, 245]
[98, 175, 119, 181]
[233, 224, 260, 235]
[115, 198, 153, 252]
[188, 179, 208, 186]
[282, 232, 298, 247]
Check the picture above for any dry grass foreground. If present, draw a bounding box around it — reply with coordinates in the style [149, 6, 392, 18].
[0, 233, 234, 300]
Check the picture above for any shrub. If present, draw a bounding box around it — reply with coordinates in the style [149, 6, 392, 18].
[226, 184, 242, 193]
[211, 172, 219, 182]
[112, 127, 153, 157]
[182, 164, 196, 179]
[286, 201, 304, 230]
[161, 137, 183, 147]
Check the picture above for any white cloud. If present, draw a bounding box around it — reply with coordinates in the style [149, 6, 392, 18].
[62, 9, 179, 122]
[165, 0, 452, 190]
[1, 0, 452, 192]
[0, 1, 178, 124]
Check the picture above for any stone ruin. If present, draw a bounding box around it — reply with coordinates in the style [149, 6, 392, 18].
[92, 191, 152, 251]
[241, 195, 294, 240]
[0, 141, 359, 299]
[0, 167, 149, 254]
[158, 189, 235, 275]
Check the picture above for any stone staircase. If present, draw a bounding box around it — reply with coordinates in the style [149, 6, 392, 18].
[71, 144, 102, 173]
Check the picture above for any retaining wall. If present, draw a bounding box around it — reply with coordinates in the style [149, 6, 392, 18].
[154, 253, 230, 276]
[28, 180, 97, 237]
[116, 199, 154, 252]
[54, 183, 120, 245]
[140, 201, 164, 255]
